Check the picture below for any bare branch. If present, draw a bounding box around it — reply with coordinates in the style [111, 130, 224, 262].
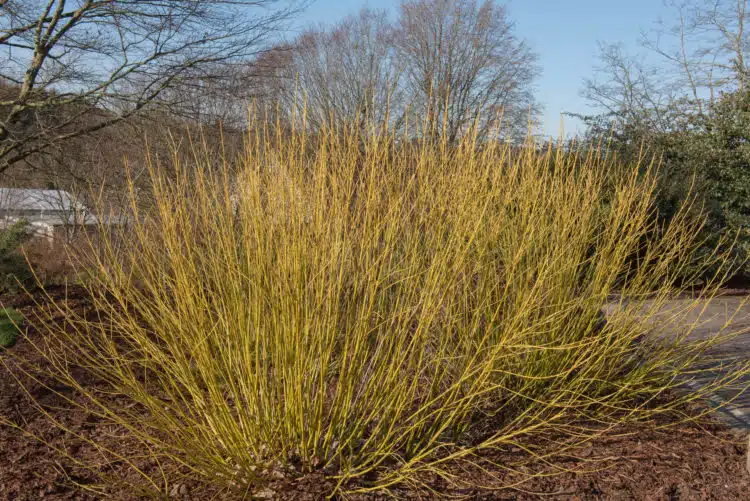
[0, 0, 306, 172]
[394, 0, 540, 142]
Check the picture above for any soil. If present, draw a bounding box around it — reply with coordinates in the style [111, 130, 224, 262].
[1, 287, 749, 500]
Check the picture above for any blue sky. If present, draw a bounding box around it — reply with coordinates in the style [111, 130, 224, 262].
[295, 0, 672, 137]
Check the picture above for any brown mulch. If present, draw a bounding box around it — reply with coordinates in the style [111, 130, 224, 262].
[1, 287, 749, 500]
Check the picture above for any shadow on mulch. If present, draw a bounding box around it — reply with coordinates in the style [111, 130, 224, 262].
[0, 287, 748, 500]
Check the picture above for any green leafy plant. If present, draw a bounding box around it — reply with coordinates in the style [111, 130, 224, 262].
[577, 88, 750, 280]
[0, 307, 23, 349]
[0, 219, 33, 293]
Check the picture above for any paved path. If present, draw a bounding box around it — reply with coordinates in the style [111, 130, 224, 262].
[673, 296, 750, 429]
[610, 296, 750, 429]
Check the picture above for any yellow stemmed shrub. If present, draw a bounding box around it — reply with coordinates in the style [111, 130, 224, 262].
[14, 118, 749, 497]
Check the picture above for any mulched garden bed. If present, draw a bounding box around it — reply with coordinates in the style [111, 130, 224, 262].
[1, 287, 748, 500]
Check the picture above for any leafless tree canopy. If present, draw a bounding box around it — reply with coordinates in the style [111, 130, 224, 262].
[583, 0, 750, 130]
[280, 9, 405, 134]
[395, 0, 539, 141]
[271, 0, 539, 142]
[1, 0, 540, 179]
[643, 0, 750, 111]
[0, 0, 302, 173]
[582, 42, 679, 133]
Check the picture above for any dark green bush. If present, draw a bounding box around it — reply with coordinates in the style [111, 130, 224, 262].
[577, 89, 750, 281]
[0, 307, 23, 349]
[0, 219, 34, 293]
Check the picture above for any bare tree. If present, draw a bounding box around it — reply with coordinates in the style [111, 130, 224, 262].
[279, 8, 405, 134]
[394, 0, 539, 142]
[156, 48, 303, 130]
[248, 45, 295, 122]
[583, 0, 750, 128]
[0, 0, 304, 173]
[581, 42, 683, 134]
[642, 0, 749, 112]
[156, 63, 258, 130]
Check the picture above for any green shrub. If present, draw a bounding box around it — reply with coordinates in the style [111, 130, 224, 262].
[0, 219, 33, 293]
[577, 89, 750, 280]
[0, 307, 23, 349]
